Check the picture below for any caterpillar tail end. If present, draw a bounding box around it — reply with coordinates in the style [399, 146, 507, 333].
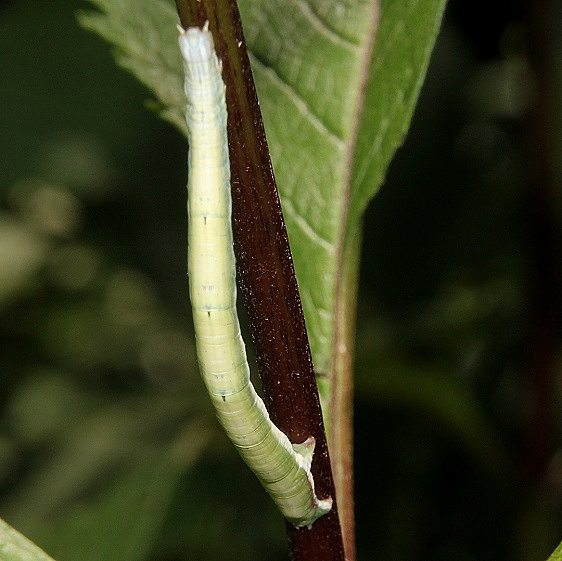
[292, 436, 334, 529]
[301, 494, 333, 530]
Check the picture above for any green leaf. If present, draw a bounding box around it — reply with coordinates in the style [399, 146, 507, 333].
[0, 519, 55, 561]
[350, 0, 448, 230]
[547, 541, 562, 561]
[4, 395, 206, 561]
[78, 0, 446, 381]
[77, 0, 185, 134]
[36, 455, 181, 561]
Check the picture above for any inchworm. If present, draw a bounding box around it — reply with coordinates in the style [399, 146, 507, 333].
[179, 25, 332, 528]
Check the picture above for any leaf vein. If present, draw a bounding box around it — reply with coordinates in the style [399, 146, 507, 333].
[249, 52, 345, 148]
[291, 0, 361, 51]
[282, 198, 335, 253]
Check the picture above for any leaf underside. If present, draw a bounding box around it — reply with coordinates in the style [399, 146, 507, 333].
[79, 0, 446, 392]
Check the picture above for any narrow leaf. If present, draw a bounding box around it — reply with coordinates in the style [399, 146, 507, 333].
[547, 542, 562, 561]
[4, 396, 202, 561]
[350, 0, 448, 231]
[0, 519, 55, 561]
[78, 0, 185, 133]
[78, 0, 447, 383]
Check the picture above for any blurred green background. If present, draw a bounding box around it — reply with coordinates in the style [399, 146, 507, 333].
[0, 1, 560, 560]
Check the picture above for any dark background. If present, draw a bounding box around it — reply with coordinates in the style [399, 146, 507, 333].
[0, 1, 560, 560]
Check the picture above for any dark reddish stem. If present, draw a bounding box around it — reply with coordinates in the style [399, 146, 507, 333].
[175, 1, 346, 559]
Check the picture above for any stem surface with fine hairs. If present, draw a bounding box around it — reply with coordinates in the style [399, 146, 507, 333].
[175, 0, 346, 559]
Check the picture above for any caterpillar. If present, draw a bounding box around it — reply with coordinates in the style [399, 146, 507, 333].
[180, 25, 332, 528]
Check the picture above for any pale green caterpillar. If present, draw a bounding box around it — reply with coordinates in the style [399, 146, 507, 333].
[180, 25, 332, 528]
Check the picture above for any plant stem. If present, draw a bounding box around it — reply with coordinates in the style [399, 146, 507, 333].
[176, 1, 346, 559]
[330, 225, 362, 561]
